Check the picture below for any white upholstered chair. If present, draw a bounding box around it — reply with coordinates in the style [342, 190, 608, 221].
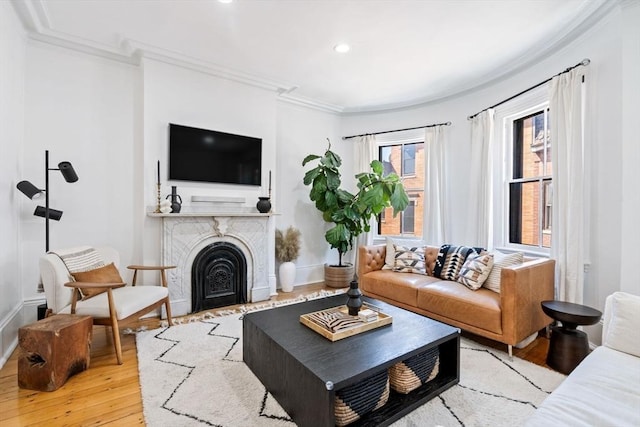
[40, 246, 174, 365]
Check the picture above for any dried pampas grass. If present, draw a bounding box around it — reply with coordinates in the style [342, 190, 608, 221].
[275, 226, 301, 262]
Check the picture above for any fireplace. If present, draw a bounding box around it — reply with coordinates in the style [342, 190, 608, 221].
[157, 212, 276, 316]
[192, 242, 247, 312]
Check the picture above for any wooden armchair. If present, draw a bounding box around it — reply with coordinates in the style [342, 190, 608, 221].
[40, 246, 174, 365]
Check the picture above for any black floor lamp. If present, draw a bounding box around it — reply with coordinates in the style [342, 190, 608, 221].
[17, 150, 79, 252]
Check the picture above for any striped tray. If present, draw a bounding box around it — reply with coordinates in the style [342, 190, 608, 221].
[299, 305, 392, 342]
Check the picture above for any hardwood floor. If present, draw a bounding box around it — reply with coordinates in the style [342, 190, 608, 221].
[0, 283, 551, 426]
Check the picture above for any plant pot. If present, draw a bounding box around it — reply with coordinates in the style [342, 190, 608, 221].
[324, 263, 354, 288]
[279, 261, 296, 293]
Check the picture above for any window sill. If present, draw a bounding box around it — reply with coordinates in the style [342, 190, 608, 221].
[494, 246, 550, 258]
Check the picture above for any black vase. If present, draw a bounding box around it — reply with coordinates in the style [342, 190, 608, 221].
[167, 186, 182, 213]
[346, 280, 362, 316]
[256, 196, 271, 213]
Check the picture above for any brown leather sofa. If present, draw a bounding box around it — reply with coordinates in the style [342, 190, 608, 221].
[358, 245, 555, 356]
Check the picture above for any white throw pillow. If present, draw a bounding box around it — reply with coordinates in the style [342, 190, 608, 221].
[603, 292, 640, 357]
[383, 237, 427, 269]
[457, 252, 494, 290]
[482, 251, 523, 293]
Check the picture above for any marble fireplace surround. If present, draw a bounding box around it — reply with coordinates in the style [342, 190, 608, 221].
[151, 212, 275, 317]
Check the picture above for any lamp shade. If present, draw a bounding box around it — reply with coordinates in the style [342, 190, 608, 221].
[58, 161, 78, 183]
[34, 205, 63, 221]
[17, 180, 44, 200]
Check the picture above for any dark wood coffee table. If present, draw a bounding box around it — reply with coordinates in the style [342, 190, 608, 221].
[541, 300, 602, 374]
[243, 294, 460, 427]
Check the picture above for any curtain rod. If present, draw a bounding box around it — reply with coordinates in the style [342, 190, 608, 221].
[467, 58, 590, 120]
[342, 121, 452, 140]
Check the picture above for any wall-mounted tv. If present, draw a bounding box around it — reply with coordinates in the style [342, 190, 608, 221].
[168, 123, 262, 186]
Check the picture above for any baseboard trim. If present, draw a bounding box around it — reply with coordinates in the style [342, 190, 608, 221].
[0, 303, 24, 369]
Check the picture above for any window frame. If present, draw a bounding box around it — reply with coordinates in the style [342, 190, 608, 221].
[492, 84, 551, 256]
[508, 108, 552, 250]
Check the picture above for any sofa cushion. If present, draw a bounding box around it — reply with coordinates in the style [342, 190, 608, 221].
[483, 251, 523, 293]
[525, 346, 640, 427]
[433, 245, 481, 280]
[359, 270, 440, 307]
[457, 252, 494, 290]
[417, 282, 502, 334]
[603, 292, 640, 358]
[392, 244, 427, 274]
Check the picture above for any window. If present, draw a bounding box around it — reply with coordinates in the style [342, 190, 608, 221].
[402, 200, 416, 234]
[403, 144, 416, 176]
[508, 108, 552, 249]
[377, 137, 424, 238]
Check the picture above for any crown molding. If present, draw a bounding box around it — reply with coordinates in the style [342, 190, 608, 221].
[277, 93, 344, 114]
[11, 0, 301, 98]
[122, 39, 297, 94]
[339, 0, 618, 114]
[10, 0, 618, 115]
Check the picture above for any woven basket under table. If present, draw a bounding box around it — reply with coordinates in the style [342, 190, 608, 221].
[389, 346, 440, 394]
[334, 369, 390, 426]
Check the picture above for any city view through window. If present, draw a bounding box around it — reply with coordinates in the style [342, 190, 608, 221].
[378, 142, 424, 237]
[509, 109, 552, 248]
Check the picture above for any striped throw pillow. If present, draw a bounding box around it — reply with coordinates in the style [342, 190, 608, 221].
[483, 251, 523, 293]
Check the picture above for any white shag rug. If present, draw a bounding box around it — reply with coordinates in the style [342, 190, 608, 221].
[137, 306, 565, 427]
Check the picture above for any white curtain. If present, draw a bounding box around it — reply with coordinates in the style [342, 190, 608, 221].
[353, 135, 377, 268]
[468, 109, 494, 249]
[424, 126, 447, 245]
[550, 67, 586, 304]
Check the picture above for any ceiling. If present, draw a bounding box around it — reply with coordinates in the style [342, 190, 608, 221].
[12, 0, 610, 113]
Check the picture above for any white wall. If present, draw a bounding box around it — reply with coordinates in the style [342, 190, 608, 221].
[619, 0, 640, 294]
[275, 101, 343, 286]
[138, 58, 279, 293]
[0, 1, 26, 367]
[342, 4, 637, 332]
[20, 42, 136, 306]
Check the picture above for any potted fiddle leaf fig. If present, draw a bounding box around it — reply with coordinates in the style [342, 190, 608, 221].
[302, 140, 409, 287]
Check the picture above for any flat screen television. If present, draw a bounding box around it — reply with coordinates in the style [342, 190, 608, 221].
[168, 123, 262, 186]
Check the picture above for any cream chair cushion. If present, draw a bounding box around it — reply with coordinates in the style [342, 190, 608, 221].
[58, 285, 169, 319]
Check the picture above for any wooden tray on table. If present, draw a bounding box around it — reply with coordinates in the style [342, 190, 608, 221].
[300, 304, 392, 342]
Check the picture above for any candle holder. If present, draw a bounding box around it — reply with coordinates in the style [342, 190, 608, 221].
[154, 183, 162, 213]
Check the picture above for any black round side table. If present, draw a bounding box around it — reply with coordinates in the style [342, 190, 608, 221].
[541, 300, 602, 374]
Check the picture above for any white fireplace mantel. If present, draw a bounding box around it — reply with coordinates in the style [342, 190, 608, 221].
[148, 211, 276, 316]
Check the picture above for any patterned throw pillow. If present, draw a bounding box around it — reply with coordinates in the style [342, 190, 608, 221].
[433, 245, 482, 280]
[384, 237, 427, 270]
[457, 253, 494, 290]
[392, 244, 427, 274]
[483, 251, 524, 293]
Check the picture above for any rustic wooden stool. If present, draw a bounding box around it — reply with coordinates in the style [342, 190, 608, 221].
[18, 314, 93, 391]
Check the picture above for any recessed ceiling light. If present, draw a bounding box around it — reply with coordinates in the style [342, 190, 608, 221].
[218, 0, 233, 3]
[334, 43, 350, 53]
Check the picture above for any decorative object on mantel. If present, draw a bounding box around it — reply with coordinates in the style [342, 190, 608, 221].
[159, 200, 172, 214]
[302, 140, 409, 287]
[154, 160, 162, 213]
[256, 196, 271, 213]
[166, 185, 182, 213]
[346, 280, 363, 315]
[275, 226, 301, 292]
